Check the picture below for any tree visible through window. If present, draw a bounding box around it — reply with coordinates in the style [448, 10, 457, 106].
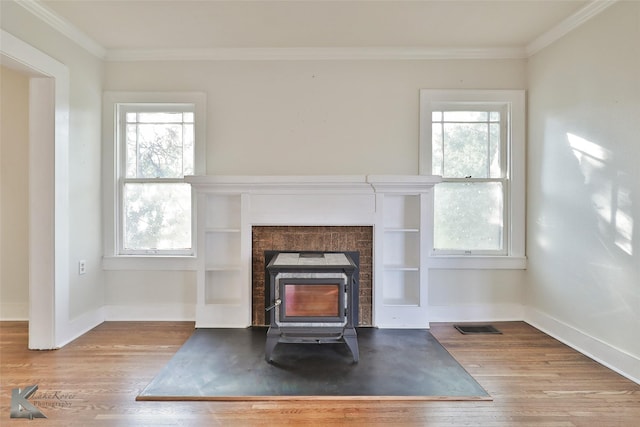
[119, 107, 194, 254]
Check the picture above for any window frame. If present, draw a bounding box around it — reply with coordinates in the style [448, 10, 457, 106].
[431, 104, 509, 256]
[419, 89, 526, 269]
[103, 92, 206, 270]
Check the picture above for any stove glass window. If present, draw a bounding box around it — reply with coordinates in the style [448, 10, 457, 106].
[284, 284, 340, 317]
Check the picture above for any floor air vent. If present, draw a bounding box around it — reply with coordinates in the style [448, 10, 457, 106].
[454, 324, 502, 334]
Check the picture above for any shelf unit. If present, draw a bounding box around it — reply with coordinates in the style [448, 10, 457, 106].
[382, 194, 421, 306]
[195, 193, 249, 327]
[374, 189, 433, 328]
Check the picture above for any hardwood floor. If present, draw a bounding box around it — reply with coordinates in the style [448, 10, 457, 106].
[1, 321, 638, 426]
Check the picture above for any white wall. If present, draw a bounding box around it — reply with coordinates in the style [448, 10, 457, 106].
[103, 58, 527, 319]
[104, 270, 196, 320]
[106, 59, 525, 175]
[429, 269, 526, 322]
[526, 1, 640, 381]
[0, 65, 30, 319]
[1, 2, 104, 326]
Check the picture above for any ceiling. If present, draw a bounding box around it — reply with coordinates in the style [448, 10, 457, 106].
[37, 0, 596, 55]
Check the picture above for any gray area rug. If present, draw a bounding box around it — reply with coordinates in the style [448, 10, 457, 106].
[137, 327, 490, 401]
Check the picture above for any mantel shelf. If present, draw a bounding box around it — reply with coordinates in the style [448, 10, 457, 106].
[186, 174, 441, 194]
[204, 227, 241, 233]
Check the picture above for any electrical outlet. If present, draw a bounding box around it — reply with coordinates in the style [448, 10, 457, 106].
[78, 260, 86, 275]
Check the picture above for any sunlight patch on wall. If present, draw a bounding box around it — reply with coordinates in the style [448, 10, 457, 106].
[567, 133, 633, 256]
[567, 132, 610, 181]
[613, 181, 633, 255]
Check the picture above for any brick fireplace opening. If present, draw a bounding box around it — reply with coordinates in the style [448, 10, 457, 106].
[252, 226, 373, 326]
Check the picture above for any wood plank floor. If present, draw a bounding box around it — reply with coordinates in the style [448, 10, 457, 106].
[1, 321, 638, 426]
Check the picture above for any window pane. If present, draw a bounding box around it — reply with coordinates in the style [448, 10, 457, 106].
[443, 111, 488, 122]
[123, 183, 191, 251]
[443, 123, 489, 178]
[126, 124, 137, 178]
[431, 122, 443, 175]
[138, 124, 184, 177]
[489, 123, 501, 178]
[126, 122, 194, 178]
[137, 112, 184, 123]
[434, 182, 504, 251]
[182, 124, 194, 175]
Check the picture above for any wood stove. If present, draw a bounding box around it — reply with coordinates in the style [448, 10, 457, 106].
[265, 251, 359, 362]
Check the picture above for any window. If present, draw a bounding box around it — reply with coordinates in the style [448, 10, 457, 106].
[431, 108, 507, 254]
[119, 106, 194, 254]
[103, 93, 205, 265]
[420, 90, 525, 268]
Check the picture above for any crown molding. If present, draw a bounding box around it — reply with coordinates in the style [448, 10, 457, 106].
[16, 0, 617, 62]
[15, 0, 107, 59]
[105, 46, 527, 62]
[526, 0, 618, 56]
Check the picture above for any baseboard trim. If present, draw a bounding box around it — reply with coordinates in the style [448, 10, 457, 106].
[104, 304, 196, 321]
[56, 307, 105, 348]
[0, 303, 29, 320]
[524, 307, 640, 385]
[428, 303, 525, 323]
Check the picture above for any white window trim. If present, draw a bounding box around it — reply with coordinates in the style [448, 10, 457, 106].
[419, 89, 526, 270]
[102, 92, 206, 270]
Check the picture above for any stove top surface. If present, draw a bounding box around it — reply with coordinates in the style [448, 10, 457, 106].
[272, 252, 351, 267]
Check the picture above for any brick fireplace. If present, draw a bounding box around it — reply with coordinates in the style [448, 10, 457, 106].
[252, 226, 373, 326]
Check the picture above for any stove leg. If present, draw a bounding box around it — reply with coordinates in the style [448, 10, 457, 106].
[265, 328, 280, 362]
[343, 328, 359, 363]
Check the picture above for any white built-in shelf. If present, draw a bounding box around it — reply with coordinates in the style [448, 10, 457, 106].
[381, 299, 420, 307]
[204, 298, 243, 306]
[205, 264, 242, 272]
[383, 265, 420, 271]
[204, 228, 241, 233]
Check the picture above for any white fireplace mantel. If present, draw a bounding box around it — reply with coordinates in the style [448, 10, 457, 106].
[186, 174, 441, 329]
[186, 174, 440, 194]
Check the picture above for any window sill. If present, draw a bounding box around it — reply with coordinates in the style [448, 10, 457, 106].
[427, 255, 527, 270]
[102, 255, 197, 271]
